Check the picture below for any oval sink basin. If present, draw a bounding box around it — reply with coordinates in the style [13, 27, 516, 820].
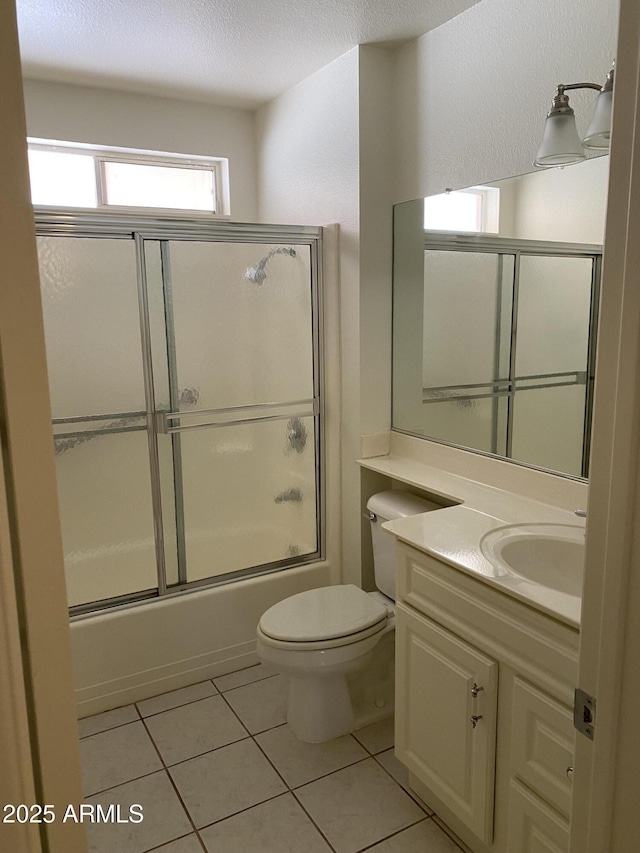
[480, 523, 585, 597]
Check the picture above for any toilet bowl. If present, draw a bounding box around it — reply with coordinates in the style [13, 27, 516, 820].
[257, 490, 439, 742]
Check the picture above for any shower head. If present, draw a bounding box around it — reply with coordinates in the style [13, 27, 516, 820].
[244, 246, 297, 285]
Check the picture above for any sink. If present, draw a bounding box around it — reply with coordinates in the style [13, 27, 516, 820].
[480, 523, 585, 597]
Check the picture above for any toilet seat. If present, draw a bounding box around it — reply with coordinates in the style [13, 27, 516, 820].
[258, 584, 388, 647]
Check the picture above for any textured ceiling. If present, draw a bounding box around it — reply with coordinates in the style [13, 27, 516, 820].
[16, 0, 481, 108]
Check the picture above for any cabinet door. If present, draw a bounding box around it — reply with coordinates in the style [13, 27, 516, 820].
[395, 603, 498, 843]
[510, 677, 574, 818]
[507, 778, 569, 852]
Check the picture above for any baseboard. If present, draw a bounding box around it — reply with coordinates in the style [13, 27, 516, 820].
[76, 639, 258, 718]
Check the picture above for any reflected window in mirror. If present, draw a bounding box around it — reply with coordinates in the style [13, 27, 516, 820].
[424, 185, 500, 233]
[392, 155, 609, 480]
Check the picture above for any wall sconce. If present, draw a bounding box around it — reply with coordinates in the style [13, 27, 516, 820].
[534, 62, 614, 167]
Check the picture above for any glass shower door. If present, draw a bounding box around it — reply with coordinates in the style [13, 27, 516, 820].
[511, 254, 595, 477]
[36, 216, 323, 614]
[145, 238, 320, 586]
[38, 236, 158, 608]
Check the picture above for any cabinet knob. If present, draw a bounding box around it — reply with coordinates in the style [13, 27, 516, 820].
[567, 766, 574, 781]
[470, 714, 483, 729]
[471, 682, 483, 698]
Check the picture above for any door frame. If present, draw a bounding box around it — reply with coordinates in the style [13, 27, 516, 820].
[0, 3, 87, 851]
[569, 0, 640, 849]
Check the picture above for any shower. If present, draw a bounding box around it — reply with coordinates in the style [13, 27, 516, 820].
[244, 246, 297, 284]
[36, 218, 322, 614]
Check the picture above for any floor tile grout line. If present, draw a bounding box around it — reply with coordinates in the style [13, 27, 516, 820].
[84, 766, 166, 799]
[140, 829, 201, 853]
[288, 754, 425, 853]
[355, 814, 431, 853]
[289, 787, 340, 853]
[214, 670, 279, 694]
[135, 680, 221, 719]
[371, 753, 433, 815]
[224, 702, 339, 853]
[195, 790, 293, 833]
[138, 713, 207, 849]
[144, 830, 209, 853]
[140, 686, 253, 768]
[288, 754, 372, 793]
[431, 814, 471, 852]
[83, 671, 282, 846]
[79, 718, 140, 740]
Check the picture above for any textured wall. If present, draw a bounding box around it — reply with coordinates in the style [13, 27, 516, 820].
[256, 48, 360, 582]
[393, 0, 619, 203]
[22, 78, 258, 220]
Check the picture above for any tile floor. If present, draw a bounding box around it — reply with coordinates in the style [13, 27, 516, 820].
[79, 663, 467, 853]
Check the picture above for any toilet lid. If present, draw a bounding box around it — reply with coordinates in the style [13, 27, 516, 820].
[259, 585, 388, 643]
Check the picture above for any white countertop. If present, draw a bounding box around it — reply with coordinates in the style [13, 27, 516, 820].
[358, 453, 585, 628]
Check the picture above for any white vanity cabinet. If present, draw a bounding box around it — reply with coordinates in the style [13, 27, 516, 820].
[394, 542, 579, 853]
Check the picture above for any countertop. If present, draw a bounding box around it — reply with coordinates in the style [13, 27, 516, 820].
[358, 453, 585, 628]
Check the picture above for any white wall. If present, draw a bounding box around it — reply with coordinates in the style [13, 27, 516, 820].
[256, 48, 363, 582]
[509, 155, 609, 243]
[21, 79, 258, 220]
[257, 45, 396, 583]
[393, 0, 619, 203]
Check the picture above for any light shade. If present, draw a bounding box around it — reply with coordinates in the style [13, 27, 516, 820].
[534, 112, 586, 167]
[583, 88, 613, 149]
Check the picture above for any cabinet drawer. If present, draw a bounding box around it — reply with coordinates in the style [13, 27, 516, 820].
[395, 602, 498, 844]
[510, 677, 574, 818]
[507, 778, 569, 852]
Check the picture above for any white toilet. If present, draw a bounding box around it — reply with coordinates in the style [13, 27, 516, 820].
[256, 490, 437, 742]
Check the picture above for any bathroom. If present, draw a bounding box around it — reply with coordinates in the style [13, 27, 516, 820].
[2, 0, 640, 851]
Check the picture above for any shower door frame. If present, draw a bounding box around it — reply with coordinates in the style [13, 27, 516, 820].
[413, 232, 602, 479]
[35, 209, 325, 617]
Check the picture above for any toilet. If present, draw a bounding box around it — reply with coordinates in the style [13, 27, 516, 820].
[256, 490, 438, 742]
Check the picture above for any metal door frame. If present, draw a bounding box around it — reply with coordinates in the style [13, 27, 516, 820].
[411, 232, 603, 479]
[35, 209, 325, 617]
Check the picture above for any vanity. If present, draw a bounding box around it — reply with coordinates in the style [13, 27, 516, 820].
[359, 440, 584, 853]
[361, 146, 609, 852]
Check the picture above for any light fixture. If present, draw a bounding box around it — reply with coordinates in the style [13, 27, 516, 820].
[534, 62, 614, 167]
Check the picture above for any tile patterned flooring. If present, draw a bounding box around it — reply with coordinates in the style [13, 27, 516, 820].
[79, 664, 467, 853]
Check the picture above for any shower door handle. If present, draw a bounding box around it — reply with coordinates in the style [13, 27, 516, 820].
[157, 399, 318, 435]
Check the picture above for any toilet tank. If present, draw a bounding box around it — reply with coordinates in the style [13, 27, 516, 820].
[367, 490, 441, 601]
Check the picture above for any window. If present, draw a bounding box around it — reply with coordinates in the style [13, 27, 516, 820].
[424, 186, 500, 233]
[27, 140, 228, 215]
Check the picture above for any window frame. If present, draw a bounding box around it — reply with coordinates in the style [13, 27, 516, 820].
[27, 138, 230, 217]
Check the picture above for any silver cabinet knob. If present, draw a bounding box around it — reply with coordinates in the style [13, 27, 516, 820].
[470, 715, 483, 729]
[471, 683, 483, 698]
[567, 766, 574, 781]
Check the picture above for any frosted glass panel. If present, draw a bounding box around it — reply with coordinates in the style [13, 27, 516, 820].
[103, 161, 215, 211]
[178, 417, 318, 582]
[511, 385, 586, 477]
[166, 242, 314, 410]
[423, 251, 508, 388]
[515, 255, 592, 376]
[29, 150, 97, 207]
[37, 236, 144, 418]
[412, 397, 507, 455]
[54, 432, 157, 607]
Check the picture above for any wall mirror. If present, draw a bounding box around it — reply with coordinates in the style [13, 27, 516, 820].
[392, 155, 609, 479]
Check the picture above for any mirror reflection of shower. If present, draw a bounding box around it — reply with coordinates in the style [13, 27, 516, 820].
[244, 246, 297, 284]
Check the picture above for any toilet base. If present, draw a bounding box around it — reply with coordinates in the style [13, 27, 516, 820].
[287, 672, 354, 742]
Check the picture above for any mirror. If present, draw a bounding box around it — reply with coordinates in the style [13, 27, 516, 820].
[392, 156, 609, 479]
